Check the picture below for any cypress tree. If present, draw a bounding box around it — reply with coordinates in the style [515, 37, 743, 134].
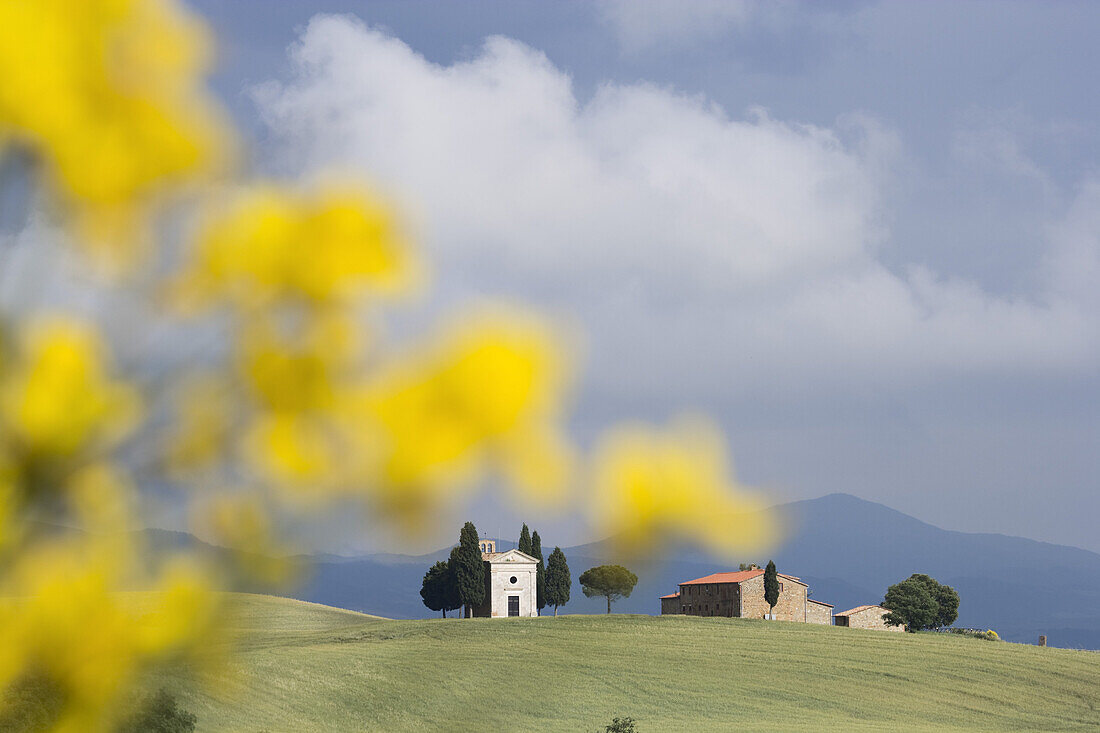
[518, 523, 532, 555]
[545, 546, 571, 616]
[454, 521, 485, 617]
[531, 530, 546, 615]
[763, 560, 780, 618]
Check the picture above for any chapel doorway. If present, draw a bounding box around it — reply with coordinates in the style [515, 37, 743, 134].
[508, 595, 520, 617]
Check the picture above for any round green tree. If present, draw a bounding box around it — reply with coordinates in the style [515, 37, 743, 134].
[882, 575, 940, 631]
[420, 560, 460, 618]
[884, 573, 959, 631]
[579, 564, 638, 614]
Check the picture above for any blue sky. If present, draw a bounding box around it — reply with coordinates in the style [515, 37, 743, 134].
[187, 0, 1100, 553]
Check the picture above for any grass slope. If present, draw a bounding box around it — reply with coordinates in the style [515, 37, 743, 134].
[167, 594, 1100, 732]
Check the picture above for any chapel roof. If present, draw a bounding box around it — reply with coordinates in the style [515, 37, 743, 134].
[481, 548, 539, 563]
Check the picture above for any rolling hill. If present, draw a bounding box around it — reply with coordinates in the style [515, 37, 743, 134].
[157, 593, 1100, 732]
[280, 494, 1100, 649]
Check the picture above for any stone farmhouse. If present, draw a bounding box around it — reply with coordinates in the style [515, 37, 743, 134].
[471, 539, 539, 618]
[659, 569, 832, 624]
[660, 570, 907, 631]
[833, 605, 904, 632]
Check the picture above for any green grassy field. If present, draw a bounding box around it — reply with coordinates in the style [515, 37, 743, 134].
[164, 593, 1100, 732]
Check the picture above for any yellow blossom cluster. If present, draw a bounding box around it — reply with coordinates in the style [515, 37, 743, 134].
[0, 394, 222, 730]
[171, 184, 575, 529]
[350, 313, 574, 519]
[0, 319, 139, 463]
[591, 418, 778, 561]
[0, 0, 229, 256]
[181, 184, 416, 308]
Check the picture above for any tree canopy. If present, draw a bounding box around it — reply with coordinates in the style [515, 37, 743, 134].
[420, 560, 460, 618]
[579, 564, 638, 614]
[545, 546, 571, 615]
[883, 573, 959, 631]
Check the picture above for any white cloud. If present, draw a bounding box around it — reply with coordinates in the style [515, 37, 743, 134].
[253, 15, 1100, 400]
[596, 0, 759, 52]
[255, 18, 881, 290]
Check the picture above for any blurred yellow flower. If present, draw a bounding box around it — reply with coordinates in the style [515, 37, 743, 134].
[163, 375, 233, 474]
[355, 312, 573, 521]
[0, 318, 140, 459]
[199, 493, 296, 586]
[0, 0, 230, 255]
[0, 480, 221, 732]
[246, 412, 338, 489]
[591, 417, 779, 560]
[0, 452, 18, 551]
[183, 184, 417, 308]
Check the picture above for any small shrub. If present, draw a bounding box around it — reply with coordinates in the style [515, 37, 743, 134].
[0, 673, 64, 732]
[946, 627, 1001, 641]
[605, 716, 638, 733]
[116, 689, 196, 733]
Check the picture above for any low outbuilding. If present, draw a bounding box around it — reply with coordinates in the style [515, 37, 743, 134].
[833, 604, 904, 632]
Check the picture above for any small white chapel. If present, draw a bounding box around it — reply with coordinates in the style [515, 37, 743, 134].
[472, 539, 539, 618]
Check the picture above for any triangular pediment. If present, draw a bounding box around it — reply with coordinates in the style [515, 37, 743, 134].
[486, 548, 538, 565]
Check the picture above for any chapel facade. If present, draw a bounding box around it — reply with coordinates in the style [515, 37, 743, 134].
[472, 540, 539, 618]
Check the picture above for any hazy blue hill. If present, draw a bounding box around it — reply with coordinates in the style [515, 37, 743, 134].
[284, 493, 1100, 648]
[771, 494, 1100, 647]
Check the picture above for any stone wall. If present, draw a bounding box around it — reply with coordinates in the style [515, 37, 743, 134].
[740, 574, 808, 621]
[677, 581, 740, 617]
[806, 600, 833, 625]
[660, 595, 681, 614]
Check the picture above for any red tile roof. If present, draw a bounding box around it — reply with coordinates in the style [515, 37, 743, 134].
[680, 570, 763, 585]
[660, 593, 680, 599]
[834, 604, 885, 617]
[679, 570, 808, 586]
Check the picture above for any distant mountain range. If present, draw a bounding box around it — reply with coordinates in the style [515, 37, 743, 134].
[135, 493, 1100, 649]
